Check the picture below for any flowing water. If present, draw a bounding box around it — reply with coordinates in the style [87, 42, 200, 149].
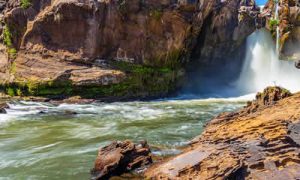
[236, 29, 300, 93]
[275, 0, 280, 54]
[2, 25, 300, 180]
[0, 97, 249, 179]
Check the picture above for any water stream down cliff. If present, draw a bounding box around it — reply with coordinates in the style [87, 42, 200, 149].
[236, 29, 300, 94]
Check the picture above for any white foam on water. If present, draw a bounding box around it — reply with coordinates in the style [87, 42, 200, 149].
[0, 93, 251, 124]
[236, 29, 300, 93]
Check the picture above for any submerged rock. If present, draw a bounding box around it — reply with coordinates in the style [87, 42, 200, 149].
[146, 87, 300, 179]
[91, 140, 152, 180]
[0, 102, 8, 114]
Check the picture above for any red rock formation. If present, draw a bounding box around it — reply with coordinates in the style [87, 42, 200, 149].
[264, 0, 300, 60]
[146, 87, 300, 179]
[91, 140, 152, 180]
[0, 0, 259, 99]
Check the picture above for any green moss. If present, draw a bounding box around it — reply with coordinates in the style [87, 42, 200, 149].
[3, 25, 13, 47]
[20, 0, 32, 9]
[150, 9, 163, 21]
[145, 49, 182, 68]
[269, 18, 279, 29]
[6, 87, 15, 97]
[1, 59, 182, 99]
[3, 25, 17, 59]
[9, 61, 16, 74]
[16, 88, 22, 96]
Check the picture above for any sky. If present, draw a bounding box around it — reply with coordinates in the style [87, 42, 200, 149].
[256, 0, 268, 5]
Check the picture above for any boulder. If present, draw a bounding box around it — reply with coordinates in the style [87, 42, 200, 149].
[91, 140, 152, 180]
[246, 86, 292, 112]
[0, 102, 8, 113]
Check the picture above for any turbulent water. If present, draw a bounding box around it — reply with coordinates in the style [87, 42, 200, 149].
[236, 29, 300, 93]
[0, 97, 249, 179]
[1, 27, 300, 179]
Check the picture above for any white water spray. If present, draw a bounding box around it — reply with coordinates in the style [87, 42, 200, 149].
[236, 29, 300, 93]
[275, 0, 280, 54]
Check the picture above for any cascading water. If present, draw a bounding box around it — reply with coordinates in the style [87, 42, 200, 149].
[236, 28, 300, 93]
[275, 0, 280, 54]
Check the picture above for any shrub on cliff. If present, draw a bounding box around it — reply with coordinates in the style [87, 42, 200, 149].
[269, 18, 279, 29]
[3, 25, 17, 59]
[21, 0, 31, 9]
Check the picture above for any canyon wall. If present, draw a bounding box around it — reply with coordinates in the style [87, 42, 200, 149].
[0, 0, 258, 99]
[264, 0, 300, 60]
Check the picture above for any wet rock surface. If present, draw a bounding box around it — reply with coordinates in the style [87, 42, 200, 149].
[0, 102, 8, 113]
[146, 87, 300, 179]
[91, 140, 152, 180]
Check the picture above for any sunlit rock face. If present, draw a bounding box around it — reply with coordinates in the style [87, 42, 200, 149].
[0, 0, 259, 98]
[146, 87, 300, 179]
[264, 0, 300, 60]
[187, 0, 259, 65]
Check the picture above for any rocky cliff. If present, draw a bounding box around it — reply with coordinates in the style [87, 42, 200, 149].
[145, 87, 300, 179]
[264, 0, 300, 60]
[0, 0, 259, 99]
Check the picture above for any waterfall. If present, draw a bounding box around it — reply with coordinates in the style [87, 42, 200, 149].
[275, 0, 280, 54]
[236, 29, 300, 94]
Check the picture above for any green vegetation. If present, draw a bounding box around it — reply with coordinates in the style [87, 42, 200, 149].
[6, 87, 15, 97]
[117, 0, 127, 17]
[9, 61, 16, 74]
[20, 0, 32, 9]
[269, 18, 279, 28]
[3, 25, 17, 59]
[1, 60, 182, 99]
[150, 9, 163, 21]
[3, 26, 13, 47]
[1, 47, 183, 98]
[144, 49, 182, 69]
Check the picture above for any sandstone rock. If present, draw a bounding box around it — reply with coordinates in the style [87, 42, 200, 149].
[287, 121, 300, 146]
[246, 86, 292, 112]
[264, 0, 300, 60]
[0, 102, 8, 113]
[146, 87, 300, 179]
[91, 140, 152, 180]
[0, 0, 259, 99]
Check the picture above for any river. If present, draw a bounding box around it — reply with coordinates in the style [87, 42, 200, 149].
[1, 28, 300, 179]
[0, 97, 249, 179]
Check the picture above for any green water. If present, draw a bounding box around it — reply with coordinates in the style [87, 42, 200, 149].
[0, 97, 248, 179]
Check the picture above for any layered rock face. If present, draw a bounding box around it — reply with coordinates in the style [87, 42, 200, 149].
[145, 87, 300, 179]
[264, 0, 300, 60]
[0, 0, 258, 99]
[189, 0, 259, 65]
[91, 140, 152, 180]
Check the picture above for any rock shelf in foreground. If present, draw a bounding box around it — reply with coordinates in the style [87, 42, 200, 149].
[145, 87, 300, 179]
